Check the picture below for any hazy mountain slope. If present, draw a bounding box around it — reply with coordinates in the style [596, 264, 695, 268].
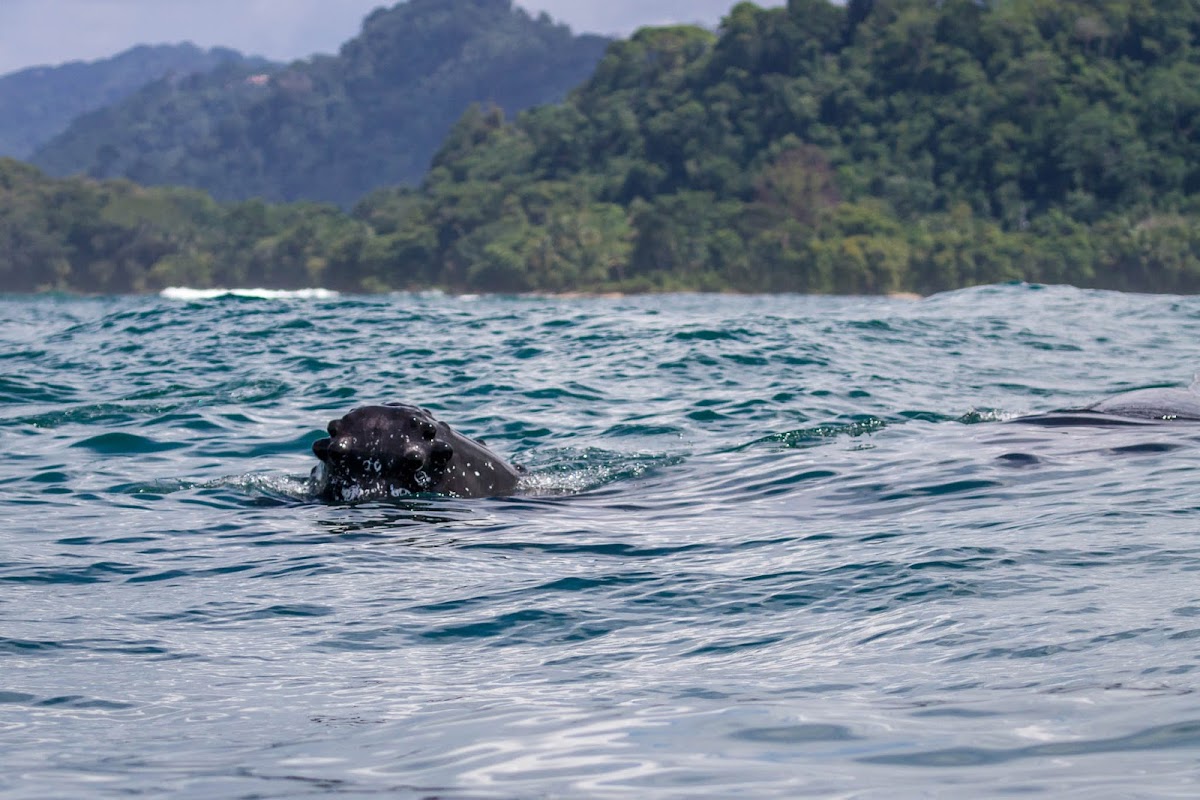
[0, 43, 267, 159]
[31, 0, 611, 207]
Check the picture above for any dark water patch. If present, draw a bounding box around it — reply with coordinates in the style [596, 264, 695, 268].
[862, 719, 1200, 767]
[880, 478, 1003, 501]
[910, 706, 1003, 719]
[521, 385, 603, 402]
[0, 376, 78, 404]
[540, 317, 581, 329]
[460, 539, 712, 559]
[0, 348, 46, 361]
[997, 452, 1041, 466]
[840, 319, 894, 331]
[70, 432, 186, 454]
[772, 351, 831, 367]
[463, 381, 519, 397]
[285, 355, 341, 372]
[687, 408, 731, 422]
[58, 534, 160, 546]
[301, 383, 359, 400]
[248, 603, 334, 619]
[277, 318, 315, 331]
[1108, 442, 1182, 454]
[136, 602, 334, 624]
[34, 695, 135, 710]
[673, 327, 757, 342]
[731, 724, 860, 744]
[99, 310, 184, 336]
[144, 412, 224, 432]
[723, 353, 769, 366]
[84, 640, 176, 656]
[1, 561, 141, 584]
[684, 635, 786, 657]
[707, 464, 839, 500]
[410, 572, 659, 616]
[657, 354, 722, 371]
[601, 423, 685, 437]
[126, 569, 193, 584]
[947, 630, 1152, 664]
[1015, 331, 1084, 352]
[0, 691, 37, 704]
[0, 638, 69, 654]
[416, 608, 589, 644]
[29, 469, 70, 484]
[898, 409, 954, 423]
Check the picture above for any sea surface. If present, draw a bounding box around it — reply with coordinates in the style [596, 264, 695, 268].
[4, 284, 1200, 798]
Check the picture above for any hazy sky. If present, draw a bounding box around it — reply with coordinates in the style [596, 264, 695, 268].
[0, 0, 777, 75]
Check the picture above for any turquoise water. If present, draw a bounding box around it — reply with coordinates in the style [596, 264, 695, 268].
[4, 284, 1200, 797]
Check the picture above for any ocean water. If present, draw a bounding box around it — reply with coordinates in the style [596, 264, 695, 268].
[4, 284, 1200, 798]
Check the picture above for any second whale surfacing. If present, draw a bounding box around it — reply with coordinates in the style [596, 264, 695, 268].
[310, 403, 523, 502]
[1015, 381, 1200, 426]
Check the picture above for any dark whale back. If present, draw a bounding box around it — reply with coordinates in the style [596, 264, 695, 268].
[311, 404, 522, 502]
[1086, 387, 1200, 421]
[1017, 384, 1200, 426]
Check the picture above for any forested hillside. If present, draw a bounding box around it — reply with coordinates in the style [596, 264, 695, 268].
[368, 0, 1200, 294]
[0, 159, 376, 293]
[30, 0, 611, 208]
[0, 44, 264, 159]
[6, 0, 1200, 296]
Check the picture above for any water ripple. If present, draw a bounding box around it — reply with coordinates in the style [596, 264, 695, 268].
[4, 286, 1200, 796]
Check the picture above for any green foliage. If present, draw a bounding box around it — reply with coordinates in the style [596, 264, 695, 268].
[9, 0, 1200, 295]
[0, 158, 377, 293]
[0, 44, 266, 160]
[30, 0, 610, 208]
[379, 0, 1200, 295]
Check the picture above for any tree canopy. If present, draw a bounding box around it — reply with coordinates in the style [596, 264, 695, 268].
[372, 0, 1200, 294]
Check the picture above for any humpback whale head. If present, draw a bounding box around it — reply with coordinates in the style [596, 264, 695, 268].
[311, 403, 522, 502]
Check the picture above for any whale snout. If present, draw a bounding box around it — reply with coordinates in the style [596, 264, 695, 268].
[310, 403, 522, 501]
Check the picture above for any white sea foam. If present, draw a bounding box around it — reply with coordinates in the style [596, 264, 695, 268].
[160, 287, 339, 301]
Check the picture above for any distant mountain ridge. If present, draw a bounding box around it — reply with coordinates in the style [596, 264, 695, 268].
[0, 43, 269, 159]
[31, 0, 612, 207]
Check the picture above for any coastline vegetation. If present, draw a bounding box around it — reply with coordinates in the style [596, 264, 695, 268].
[5, 0, 1200, 295]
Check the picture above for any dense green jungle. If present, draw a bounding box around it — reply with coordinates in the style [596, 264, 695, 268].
[3, 0, 1200, 296]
